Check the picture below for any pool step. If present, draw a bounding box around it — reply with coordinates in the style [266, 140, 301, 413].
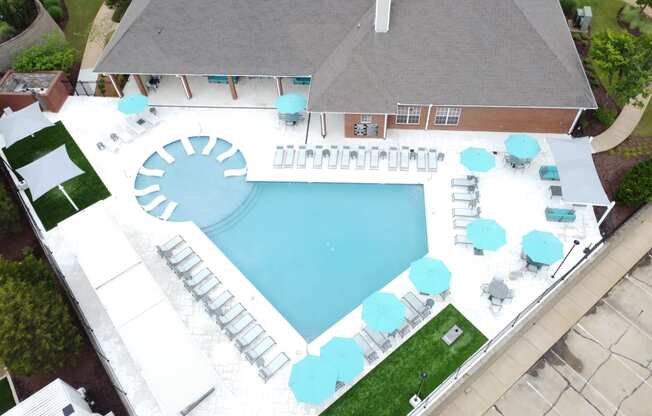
[201, 183, 261, 236]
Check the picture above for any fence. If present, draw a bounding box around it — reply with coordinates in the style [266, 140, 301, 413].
[60, 79, 120, 98]
[407, 204, 645, 416]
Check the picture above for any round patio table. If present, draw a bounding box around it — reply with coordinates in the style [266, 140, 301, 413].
[488, 279, 509, 300]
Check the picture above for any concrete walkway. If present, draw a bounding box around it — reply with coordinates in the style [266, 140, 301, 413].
[77, 3, 118, 83]
[429, 204, 652, 416]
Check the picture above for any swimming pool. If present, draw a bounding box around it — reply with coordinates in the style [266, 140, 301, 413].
[135, 137, 428, 341]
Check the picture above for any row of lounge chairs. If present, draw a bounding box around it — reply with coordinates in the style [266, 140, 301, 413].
[155, 236, 289, 383]
[97, 108, 162, 152]
[451, 176, 481, 249]
[273, 145, 441, 172]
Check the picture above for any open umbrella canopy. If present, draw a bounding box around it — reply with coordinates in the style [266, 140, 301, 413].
[15, 145, 84, 200]
[118, 94, 149, 114]
[0, 102, 53, 148]
[505, 134, 541, 160]
[409, 257, 451, 295]
[362, 292, 405, 332]
[289, 355, 337, 405]
[466, 219, 506, 251]
[522, 230, 564, 265]
[276, 93, 307, 114]
[460, 147, 495, 172]
[320, 337, 364, 383]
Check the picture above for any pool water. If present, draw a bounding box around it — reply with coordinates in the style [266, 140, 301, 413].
[136, 138, 428, 341]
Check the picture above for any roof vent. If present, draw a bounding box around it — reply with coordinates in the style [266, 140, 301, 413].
[375, 0, 392, 33]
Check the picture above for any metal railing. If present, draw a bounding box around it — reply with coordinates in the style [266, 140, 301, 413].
[60, 79, 114, 98]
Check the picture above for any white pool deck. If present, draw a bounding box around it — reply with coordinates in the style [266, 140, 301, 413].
[38, 95, 602, 416]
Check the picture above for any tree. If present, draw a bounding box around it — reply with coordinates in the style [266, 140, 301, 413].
[636, 0, 652, 15]
[0, 0, 36, 33]
[616, 158, 652, 205]
[0, 183, 21, 235]
[11, 34, 75, 73]
[0, 251, 81, 376]
[590, 31, 652, 107]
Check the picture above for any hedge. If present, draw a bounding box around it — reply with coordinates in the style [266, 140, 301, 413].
[615, 158, 652, 205]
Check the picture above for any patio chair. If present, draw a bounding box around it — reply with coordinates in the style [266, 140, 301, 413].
[235, 324, 264, 352]
[417, 147, 427, 171]
[313, 145, 324, 169]
[363, 327, 392, 353]
[454, 234, 474, 247]
[136, 184, 161, 197]
[217, 303, 245, 328]
[353, 333, 378, 364]
[258, 352, 290, 383]
[403, 292, 431, 318]
[96, 141, 106, 151]
[452, 190, 479, 202]
[505, 154, 529, 169]
[451, 176, 478, 187]
[173, 254, 201, 276]
[296, 145, 307, 169]
[452, 206, 480, 217]
[388, 147, 399, 170]
[427, 149, 438, 172]
[111, 132, 131, 145]
[356, 146, 367, 170]
[453, 218, 472, 229]
[225, 313, 254, 340]
[203, 289, 233, 315]
[182, 267, 215, 289]
[159, 201, 178, 221]
[125, 117, 147, 136]
[143, 109, 162, 127]
[166, 246, 193, 265]
[399, 147, 410, 171]
[340, 146, 351, 169]
[397, 320, 412, 338]
[273, 146, 284, 168]
[142, 195, 166, 212]
[191, 275, 219, 300]
[508, 271, 523, 281]
[246, 336, 275, 364]
[480, 283, 489, 294]
[138, 166, 165, 177]
[156, 235, 184, 256]
[370, 147, 380, 170]
[400, 299, 422, 327]
[539, 165, 560, 181]
[284, 145, 295, 168]
[328, 145, 340, 169]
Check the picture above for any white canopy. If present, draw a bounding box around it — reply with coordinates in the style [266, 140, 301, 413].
[546, 137, 610, 206]
[15, 145, 84, 200]
[0, 102, 53, 148]
[3, 378, 93, 416]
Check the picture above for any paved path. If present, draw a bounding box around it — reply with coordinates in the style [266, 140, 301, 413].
[78, 3, 118, 83]
[429, 204, 652, 416]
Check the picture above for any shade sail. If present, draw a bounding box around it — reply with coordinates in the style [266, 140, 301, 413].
[16, 145, 84, 200]
[546, 137, 610, 206]
[0, 102, 53, 147]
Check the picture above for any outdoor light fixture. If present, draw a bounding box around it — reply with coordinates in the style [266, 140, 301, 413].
[551, 239, 580, 279]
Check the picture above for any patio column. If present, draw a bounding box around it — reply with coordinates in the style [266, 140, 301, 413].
[107, 74, 123, 98]
[178, 75, 192, 99]
[227, 76, 238, 100]
[320, 112, 327, 138]
[133, 75, 148, 96]
[383, 114, 388, 138]
[275, 77, 284, 96]
[569, 109, 583, 134]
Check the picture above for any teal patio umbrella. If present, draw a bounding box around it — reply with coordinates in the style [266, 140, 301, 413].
[505, 134, 541, 160]
[289, 355, 337, 405]
[409, 257, 451, 295]
[320, 337, 364, 383]
[362, 292, 405, 333]
[460, 147, 495, 172]
[522, 230, 564, 265]
[276, 93, 307, 114]
[118, 94, 149, 115]
[466, 219, 506, 251]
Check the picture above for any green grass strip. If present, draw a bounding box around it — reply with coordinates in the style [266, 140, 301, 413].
[0, 377, 15, 413]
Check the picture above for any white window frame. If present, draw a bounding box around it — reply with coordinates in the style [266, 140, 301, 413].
[433, 107, 462, 126]
[396, 105, 421, 125]
[360, 114, 372, 123]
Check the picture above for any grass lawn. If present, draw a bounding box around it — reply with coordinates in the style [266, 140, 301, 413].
[580, 0, 627, 34]
[4, 122, 110, 231]
[63, 0, 105, 58]
[0, 377, 15, 413]
[322, 305, 487, 416]
[633, 101, 652, 137]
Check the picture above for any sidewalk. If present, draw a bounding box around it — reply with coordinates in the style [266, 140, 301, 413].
[591, 90, 651, 153]
[78, 3, 118, 83]
[429, 204, 652, 416]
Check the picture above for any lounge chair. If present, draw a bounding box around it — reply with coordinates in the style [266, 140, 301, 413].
[142, 195, 166, 212]
[451, 176, 478, 187]
[453, 218, 472, 229]
[156, 235, 184, 256]
[191, 275, 219, 300]
[370, 147, 380, 170]
[125, 117, 147, 136]
[258, 352, 290, 382]
[328, 146, 340, 169]
[452, 206, 480, 217]
[202, 136, 217, 155]
[138, 166, 165, 177]
[224, 168, 247, 177]
[313, 145, 324, 169]
[180, 137, 195, 155]
[539, 165, 560, 181]
[363, 327, 391, 352]
[159, 201, 177, 221]
[157, 147, 175, 164]
[399, 147, 410, 171]
[548, 185, 563, 199]
[353, 333, 378, 364]
[396, 320, 412, 338]
[135, 184, 160, 197]
[246, 336, 275, 364]
[174, 254, 201, 276]
[340, 146, 351, 169]
[401, 299, 422, 327]
[455, 234, 473, 246]
[217, 145, 238, 162]
[166, 246, 192, 265]
[225, 313, 254, 339]
[284, 145, 295, 168]
[235, 324, 264, 351]
[109, 132, 126, 145]
[183, 267, 214, 288]
[203, 289, 233, 315]
[452, 191, 479, 202]
[273, 146, 284, 168]
[217, 303, 245, 327]
[356, 146, 367, 170]
[403, 292, 431, 318]
[388, 147, 398, 171]
[296, 145, 307, 168]
[427, 149, 438, 172]
[96, 141, 106, 151]
[417, 148, 427, 171]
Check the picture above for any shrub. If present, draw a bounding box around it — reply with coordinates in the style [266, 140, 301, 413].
[560, 0, 577, 16]
[111, 0, 131, 22]
[0, 183, 20, 235]
[0, 249, 51, 286]
[0, 20, 15, 42]
[11, 34, 75, 73]
[45, 4, 62, 21]
[594, 106, 617, 126]
[615, 158, 652, 205]
[0, 0, 37, 33]
[42, 0, 59, 8]
[621, 5, 652, 34]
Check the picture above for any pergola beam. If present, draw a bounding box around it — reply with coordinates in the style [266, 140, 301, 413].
[133, 75, 148, 96]
[106, 74, 123, 98]
[178, 75, 192, 99]
[227, 76, 238, 100]
[275, 77, 284, 96]
[320, 112, 327, 138]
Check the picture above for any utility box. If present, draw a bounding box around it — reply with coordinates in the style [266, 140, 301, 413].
[0, 70, 70, 113]
[575, 6, 592, 32]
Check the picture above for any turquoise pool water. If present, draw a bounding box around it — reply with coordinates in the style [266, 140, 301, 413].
[136, 138, 428, 341]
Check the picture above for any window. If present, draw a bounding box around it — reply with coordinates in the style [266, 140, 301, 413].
[434, 107, 462, 125]
[396, 105, 421, 124]
[360, 114, 372, 123]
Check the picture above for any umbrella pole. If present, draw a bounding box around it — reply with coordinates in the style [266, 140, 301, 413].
[58, 185, 79, 211]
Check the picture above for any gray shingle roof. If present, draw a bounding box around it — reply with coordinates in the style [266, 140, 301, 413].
[95, 0, 596, 113]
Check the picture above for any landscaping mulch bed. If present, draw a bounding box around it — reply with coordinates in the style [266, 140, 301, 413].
[0, 177, 37, 261]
